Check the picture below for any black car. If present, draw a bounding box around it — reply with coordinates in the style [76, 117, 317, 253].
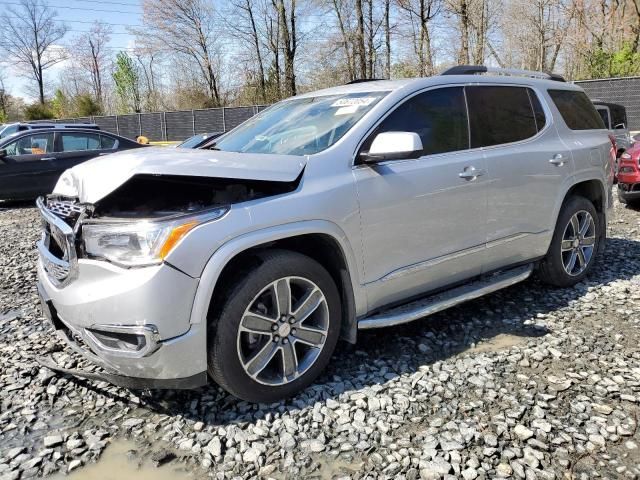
[0, 128, 144, 200]
[177, 131, 223, 149]
[0, 122, 101, 140]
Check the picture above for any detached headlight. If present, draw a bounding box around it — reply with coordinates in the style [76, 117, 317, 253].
[82, 207, 228, 267]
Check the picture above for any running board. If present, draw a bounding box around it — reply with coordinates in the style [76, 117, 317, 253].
[358, 264, 533, 330]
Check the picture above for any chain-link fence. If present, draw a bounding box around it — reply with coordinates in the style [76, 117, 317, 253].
[56, 105, 269, 141]
[576, 77, 640, 130]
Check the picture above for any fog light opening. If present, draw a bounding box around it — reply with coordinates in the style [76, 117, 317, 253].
[84, 325, 160, 358]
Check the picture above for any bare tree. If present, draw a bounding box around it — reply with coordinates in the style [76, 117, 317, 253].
[73, 22, 111, 109]
[397, 0, 442, 76]
[228, 0, 268, 102]
[137, 0, 222, 106]
[0, 0, 68, 104]
[272, 0, 298, 96]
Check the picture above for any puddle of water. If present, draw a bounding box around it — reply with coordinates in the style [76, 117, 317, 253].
[313, 455, 364, 480]
[48, 439, 196, 480]
[466, 333, 527, 353]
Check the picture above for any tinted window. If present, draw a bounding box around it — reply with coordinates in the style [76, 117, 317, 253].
[528, 90, 547, 132]
[368, 87, 469, 156]
[59, 133, 101, 152]
[0, 124, 18, 139]
[4, 133, 54, 157]
[610, 105, 627, 128]
[466, 86, 538, 148]
[100, 135, 117, 149]
[548, 90, 605, 130]
[596, 107, 610, 129]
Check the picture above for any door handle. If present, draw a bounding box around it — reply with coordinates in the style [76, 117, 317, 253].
[549, 154, 565, 166]
[459, 166, 485, 180]
[41, 157, 56, 161]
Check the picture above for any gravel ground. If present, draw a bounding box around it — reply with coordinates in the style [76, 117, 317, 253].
[0, 197, 639, 480]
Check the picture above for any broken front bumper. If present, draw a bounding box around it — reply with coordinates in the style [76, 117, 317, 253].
[37, 268, 208, 390]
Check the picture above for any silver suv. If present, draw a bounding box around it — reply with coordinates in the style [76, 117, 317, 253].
[36, 66, 614, 402]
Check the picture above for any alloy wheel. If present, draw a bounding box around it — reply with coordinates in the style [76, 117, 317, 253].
[237, 276, 329, 386]
[561, 210, 596, 276]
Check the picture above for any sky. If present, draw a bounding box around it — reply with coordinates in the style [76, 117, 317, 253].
[0, 0, 142, 101]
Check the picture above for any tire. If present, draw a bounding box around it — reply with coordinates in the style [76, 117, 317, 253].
[538, 196, 600, 287]
[618, 189, 628, 204]
[208, 250, 341, 403]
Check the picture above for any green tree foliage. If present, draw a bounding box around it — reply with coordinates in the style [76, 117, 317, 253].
[75, 94, 102, 116]
[24, 103, 55, 120]
[112, 51, 142, 113]
[582, 42, 640, 80]
[51, 89, 70, 118]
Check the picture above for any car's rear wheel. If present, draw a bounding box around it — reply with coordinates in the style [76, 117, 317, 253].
[538, 196, 599, 287]
[208, 250, 341, 403]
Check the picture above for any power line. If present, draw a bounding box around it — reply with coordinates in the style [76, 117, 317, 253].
[4, 15, 141, 27]
[0, 1, 140, 14]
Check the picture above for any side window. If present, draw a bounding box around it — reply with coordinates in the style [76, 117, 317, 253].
[596, 108, 610, 129]
[365, 86, 469, 156]
[59, 133, 101, 152]
[100, 135, 117, 149]
[610, 105, 627, 128]
[548, 90, 605, 130]
[466, 86, 538, 148]
[3, 133, 54, 157]
[528, 89, 547, 132]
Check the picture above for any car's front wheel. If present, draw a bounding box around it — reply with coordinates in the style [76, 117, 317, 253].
[538, 195, 599, 287]
[208, 250, 341, 403]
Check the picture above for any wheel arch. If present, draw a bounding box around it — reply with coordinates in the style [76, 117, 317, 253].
[189, 221, 364, 344]
[555, 178, 608, 255]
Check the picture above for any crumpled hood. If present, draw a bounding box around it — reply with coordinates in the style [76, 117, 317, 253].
[53, 147, 307, 203]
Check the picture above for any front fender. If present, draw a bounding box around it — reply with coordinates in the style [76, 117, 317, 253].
[188, 220, 367, 327]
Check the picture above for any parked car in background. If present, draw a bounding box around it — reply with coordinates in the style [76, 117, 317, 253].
[177, 132, 223, 149]
[0, 122, 100, 140]
[593, 101, 631, 156]
[36, 66, 612, 402]
[617, 142, 640, 207]
[0, 128, 144, 200]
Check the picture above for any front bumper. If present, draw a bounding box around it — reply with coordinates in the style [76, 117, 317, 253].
[37, 277, 208, 389]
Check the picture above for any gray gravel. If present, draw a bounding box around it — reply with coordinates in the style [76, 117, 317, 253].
[1, 197, 640, 479]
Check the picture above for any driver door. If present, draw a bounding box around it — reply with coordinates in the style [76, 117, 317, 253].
[353, 86, 488, 310]
[0, 132, 57, 200]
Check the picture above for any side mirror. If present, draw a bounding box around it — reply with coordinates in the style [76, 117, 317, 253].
[0, 149, 6, 161]
[360, 132, 423, 163]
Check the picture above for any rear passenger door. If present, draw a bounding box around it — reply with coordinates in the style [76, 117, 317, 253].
[470, 85, 574, 272]
[354, 86, 488, 310]
[53, 132, 114, 174]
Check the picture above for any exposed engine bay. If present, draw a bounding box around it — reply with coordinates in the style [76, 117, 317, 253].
[89, 173, 301, 219]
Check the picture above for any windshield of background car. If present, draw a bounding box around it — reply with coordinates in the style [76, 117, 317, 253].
[213, 92, 388, 156]
[0, 124, 18, 139]
[178, 134, 209, 148]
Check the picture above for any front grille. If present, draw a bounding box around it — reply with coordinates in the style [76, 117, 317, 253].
[37, 197, 80, 288]
[46, 198, 84, 226]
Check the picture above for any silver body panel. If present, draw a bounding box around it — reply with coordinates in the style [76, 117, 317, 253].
[37, 74, 613, 384]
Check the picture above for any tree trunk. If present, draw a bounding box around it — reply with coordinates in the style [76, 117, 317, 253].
[245, 0, 267, 102]
[458, 0, 470, 65]
[384, 0, 391, 78]
[355, 0, 367, 78]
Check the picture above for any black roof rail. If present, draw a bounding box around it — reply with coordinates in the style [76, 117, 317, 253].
[441, 64, 565, 82]
[346, 78, 386, 84]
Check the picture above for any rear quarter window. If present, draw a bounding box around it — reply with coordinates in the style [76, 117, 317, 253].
[466, 86, 539, 148]
[548, 90, 605, 130]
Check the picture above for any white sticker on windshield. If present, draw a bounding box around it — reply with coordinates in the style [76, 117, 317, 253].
[331, 97, 377, 107]
[334, 105, 359, 116]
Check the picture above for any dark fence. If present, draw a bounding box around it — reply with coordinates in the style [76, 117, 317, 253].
[576, 77, 640, 130]
[56, 105, 269, 141]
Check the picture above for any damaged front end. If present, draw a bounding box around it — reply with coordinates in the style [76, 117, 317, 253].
[36, 172, 302, 389]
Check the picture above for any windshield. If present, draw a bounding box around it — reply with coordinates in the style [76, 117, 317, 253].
[178, 134, 210, 148]
[214, 92, 388, 156]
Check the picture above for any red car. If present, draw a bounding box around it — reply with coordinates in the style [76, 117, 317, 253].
[617, 142, 640, 206]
